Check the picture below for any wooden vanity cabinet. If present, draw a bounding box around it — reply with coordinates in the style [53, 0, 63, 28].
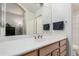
[22, 38, 67, 56]
[23, 50, 38, 56]
[39, 42, 59, 56]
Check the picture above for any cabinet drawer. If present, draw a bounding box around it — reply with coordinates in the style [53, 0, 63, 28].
[51, 42, 59, 50]
[60, 45, 66, 53]
[39, 44, 52, 56]
[24, 50, 38, 56]
[60, 39, 66, 47]
[39, 42, 59, 56]
[52, 49, 59, 56]
[60, 51, 67, 56]
[47, 53, 51, 56]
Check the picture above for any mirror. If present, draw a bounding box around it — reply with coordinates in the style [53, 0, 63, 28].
[0, 3, 52, 36]
[6, 3, 25, 36]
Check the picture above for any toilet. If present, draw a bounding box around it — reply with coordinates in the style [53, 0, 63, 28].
[73, 44, 79, 56]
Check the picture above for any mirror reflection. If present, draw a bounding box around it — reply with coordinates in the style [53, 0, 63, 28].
[6, 3, 24, 36]
[0, 3, 52, 36]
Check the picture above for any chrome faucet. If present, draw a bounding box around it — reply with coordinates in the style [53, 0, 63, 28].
[33, 34, 42, 39]
[38, 35, 42, 39]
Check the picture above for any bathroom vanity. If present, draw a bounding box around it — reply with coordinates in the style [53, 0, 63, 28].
[0, 34, 67, 56]
[22, 39, 67, 56]
[0, 3, 71, 56]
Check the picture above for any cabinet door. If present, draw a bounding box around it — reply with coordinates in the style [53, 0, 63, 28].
[60, 45, 66, 53]
[60, 51, 66, 56]
[39, 42, 59, 56]
[60, 39, 67, 56]
[24, 50, 38, 56]
[52, 49, 59, 56]
[60, 39, 67, 47]
[39, 44, 52, 56]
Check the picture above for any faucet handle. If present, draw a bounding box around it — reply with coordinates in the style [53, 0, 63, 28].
[38, 35, 42, 39]
[33, 36, 36, 39]
[38, 35, 40, 39]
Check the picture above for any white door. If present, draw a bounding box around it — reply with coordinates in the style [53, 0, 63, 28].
[36, 16, 43, 34]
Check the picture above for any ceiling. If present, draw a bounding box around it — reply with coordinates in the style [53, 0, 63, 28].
[21, 3, 42, 13]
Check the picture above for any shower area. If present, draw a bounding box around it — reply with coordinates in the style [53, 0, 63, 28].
[72, 3, 79, 55]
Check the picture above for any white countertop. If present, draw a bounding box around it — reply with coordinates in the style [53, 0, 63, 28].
[0, 33, 67, 56]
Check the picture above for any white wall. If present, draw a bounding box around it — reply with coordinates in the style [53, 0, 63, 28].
[33, 4, 52, 24]
[52, 4, 66, 33]
[35, 4, 67, 34]
[35, 4, 52, 34]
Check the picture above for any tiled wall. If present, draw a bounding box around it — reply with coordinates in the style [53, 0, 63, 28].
[73, 13, 79, 45]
